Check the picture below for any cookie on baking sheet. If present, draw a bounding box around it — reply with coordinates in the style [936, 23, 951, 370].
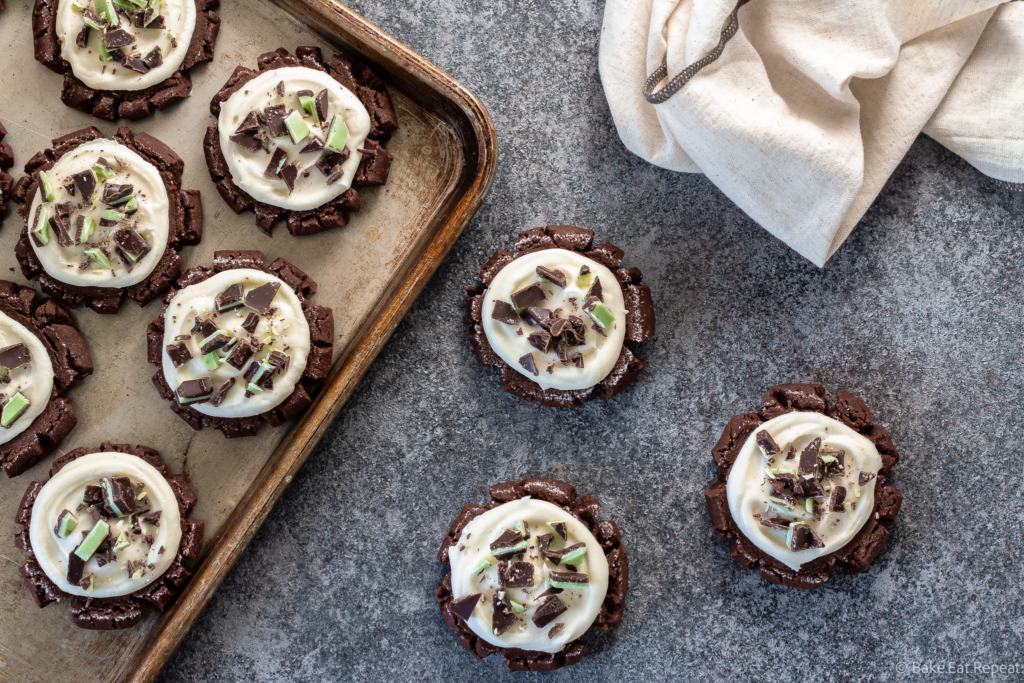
[0, 280, 92, 478]
[32, 0, 220, 121]
[705, 384, 903, 589]
[467, 225, 655, 408]
[12, 126, 204, 314]
[437, 478, 628, 672]
[15, 443, 204, 630]
[0, 122, 13, 223]
[204, 46, 397, 236]
[147, 250, 334, 438]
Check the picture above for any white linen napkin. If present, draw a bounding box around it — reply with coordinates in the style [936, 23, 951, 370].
[599, 0, 1024, 266]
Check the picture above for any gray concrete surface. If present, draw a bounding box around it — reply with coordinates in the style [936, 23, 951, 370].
[161, 1, 1024, 680]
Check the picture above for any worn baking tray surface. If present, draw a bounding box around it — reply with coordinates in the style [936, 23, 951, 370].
[0, 0, 495, 680]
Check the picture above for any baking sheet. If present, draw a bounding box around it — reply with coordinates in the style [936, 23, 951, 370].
[0, 0, 471, 679]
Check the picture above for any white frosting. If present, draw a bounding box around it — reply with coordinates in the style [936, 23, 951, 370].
[161, 269, 310, 418]
[218, 66, 371, 211]
[27, 139, 170, 287]
[448, 497, 609, 653]
[0, 312, 54, 446]
[28, 452, 183, 599]
[55, 0, 197, 91]
[726, 412, 882, 570]
[482, 249, 627, 391]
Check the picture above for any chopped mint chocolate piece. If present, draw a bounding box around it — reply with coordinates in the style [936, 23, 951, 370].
[1, 392, 30, 427]
[298, 91, 319, 123]
[82, 10, 105, 30]
[490, 300, 519, 326]
[828, 486, 847, 512]
[102, 183, 134, 205]
[199, 329, 231, 354]
[102, 28, 135, 49]
[230, 133, 263, 153]
[234, 111, 260, 136]
[510, 283, 545, 311]
[536, 266, 567, 288]
[547, 521, 568, 540]
[299, 135, 324, 154]
[112, 227, 149, 261]
[577, 266, 593, 288]
[165, 340, 193, 368]
[263, 148, 288, 178]
[224, 339, 255, 370]
[324, 114, 349, 153]
[549, 571, 589, 589]
[471, 557, 492, 575]
[489, 528, 527, 557]
[509, 598, 525, 613]
[203, 352, 221, 371]
[794, 476, 824, 499]
[100, 209, 124, 224]
[284, 110, 310, 144]
[518, 353, 538, 376]
[70, 169, 97, 202]
[75, 519, 110, 561]
[448, 593, 481, 621]
[584, 300, 614, 329]
[208, 377, 235, 407]
[498, 561, 535, 589]
[191, 316, 218, 339]
[280, 164, 298, 193]
[37, 170, 55, 202]
[113, 529, 131, 552]
[559, 543, 587, 565]
[216, 283, 244, 311]
[586, 276, 604, 302]
[491, 593, 518, 636]
[532, 594, 568, 628]
[0, 343, 31, 370]
[798, 438, 822, 477]
[267, 350, 289, 370]
[823, 451, 846, 477]
[315, 89, 329, 122]
[241, 312, 260, 334]
[95, 0, 120, 21]
[756, 430, 780, 457]
[54, 510, 78, 538]
[786, 522, 824, 551]
[244, 281, 281, 312]
[101, 476, 137, 517]
[759, 517, 791, 531]
[264, 104, 289, 138]
[859, 472, 876, 486]
[31, 207, 50, 246]
[177, 377, 214, 404]
[528, 330, 553, 353]
[76, 215, 97, 243]
[67, 551, 85, 585]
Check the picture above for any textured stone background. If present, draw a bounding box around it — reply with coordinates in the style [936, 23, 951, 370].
[163, 1, 1024, 680]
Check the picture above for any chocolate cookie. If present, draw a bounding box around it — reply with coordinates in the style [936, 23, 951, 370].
[12, 126, 204, 313]
[15, 443, 204, 630]
[705, 384, 903, 589]
[0, 122, 13, 223]
[32, 0, 221, 121]
[437, 478, 628, 672]
[0, 280, 92, 478]
[467, 225, 655, 408]
[147, 250, 334, 438]
[204, 46, 397, 236]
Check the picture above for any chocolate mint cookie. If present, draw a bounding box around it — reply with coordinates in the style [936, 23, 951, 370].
[0, 280, 92, 478]
[147, 250, 334, 438]
[15, 443, 203, 630]
[204, 46, 397, 236]
[33, 0, 220, 121]
[705, 384, 903, 589]
[437, 478, 628, 672]
[0, 122, 13, 224]
[12, 126, 204, 313]
[467, 225, 655, 408]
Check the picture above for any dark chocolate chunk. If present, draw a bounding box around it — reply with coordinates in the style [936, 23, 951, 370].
[299, 136, 324, 153]
[234, 111, 260, 136]
[177, 377, 213, 402]
[549, 318, 569, 338]
[241, 312, 260, 334]
[199, 331, 230, 354]
[124, 56, 151, 74]
[563, 317, 586, 346]
[490, 300, 519, 326]
[52, 213, 75, 248]
[518, 353, 538, 377]
[489, 528, 526, 557]
[532, 595, 568, 628]
[498, 561, 535, 589]
[315, 89, 329, 122]
[822, 451, 846, 477]
[859, 472, 876, 486]
[263, 148, 288, 178]
[759, 517, 791, 531]
[101, 476, 138, 517]
[491, 594, 517, 636]
[0, 343, 31, 370]
[267, 350, 289, 370]
[102, 29, 136, 49]
[528, 330, 553, 353]
[794, 476, 824, 498]
[548, 623, 565, 639]
[549, 571, 589, 586]
[448, 593, 481, 622]
[208, 377, 235, 407]
[244, 282, 281, 312]
[229, 133, 263, 153]
[263, 104, 289, 138]
[112, 227, 150, 260]
[788, 523, 824, 551]
[165, 341, 193, 368]
[523, 307, 552, 327]
[67, 551, 85, 586]
[586, 277, 603, 302]
[536, 266, 567, 288]
[71, 170, 97, 202]
[142, 46, 163, 69]
[275, 81, 285, 97]
[756, 430, 780, 456]
[191, 317, 218, 339]
[535, 533, 560, 563]
[798, 438, 821, 477]
[549, 521, 567, 540]
[216, 283, 244, 311]
[280, 164, 298, 193]
[315, 150, 349, 178]
[142, 510, 163, 526]
[511, 283, 545, 310]
[83, 485, 102, 505]
[828, 486, 847, 512]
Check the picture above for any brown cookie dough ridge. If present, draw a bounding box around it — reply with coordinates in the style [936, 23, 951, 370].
[204, 46, 397, 236]
[0, 280, 93, 477]
[15, 442, 204, 630]
[436, 477, 629, 672]
[705, 384, 903, 589]
[147, 250, 334, 438]
[12, 126, 204, 313]
[32, 0, 221, 121]
[467, 225, 656, 408]
[0, 122, 13, 223]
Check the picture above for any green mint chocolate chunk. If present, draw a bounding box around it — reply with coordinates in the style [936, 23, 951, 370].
[94, 0, 118, 23]
[804, 498, 815, 515]
[471, 558, 492, 575]
[284, 110, 310, 144]
[124, 195, 139, 213]
[82, 12, 104, 29]
[491, 540, 527, 557]
[93, 161, 115, 179]
[203, 352, 221, 371]
[101, 208, 124, 222]
[54, 510, 78, 538]
[324, 114, 349, 153]
[299, 94, 319, 124]
[577, 272, 593, 288]
[586, 301, 615, 329]
[559, 544, 587, 565]
[38, 171, 56, 202]
[515, 519, 528, 537]
[32, 208, 50, 245]
[549, 572, 589, 590]
[547, 521, 568, 540]
[509, 599, 525, 613]
[98, 42, 114, 62]
[79, 216, 97, 243]
[84, 247, 110, 268]
[1, 392, 30, 427]
[113, 529, 131, 552]
[74, 519, 110, 561]
[246, 381, 264, 395]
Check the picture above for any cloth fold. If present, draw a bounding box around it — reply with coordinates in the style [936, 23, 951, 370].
[600, 0, 1024, 266]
